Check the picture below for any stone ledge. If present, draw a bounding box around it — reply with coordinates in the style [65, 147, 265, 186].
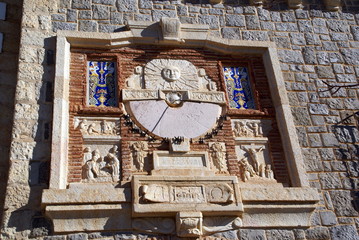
[241, 187, 320, 202]
[42, 183, 131, 205]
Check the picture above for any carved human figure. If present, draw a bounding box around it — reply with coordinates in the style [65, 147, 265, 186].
[239, 158, 256, 182]
[265, 164, 274, 179]
[79, 119, 88, 133]
[87, 123, 99, 135]
[259, 163, 266, 178]
[100, 120, 112, 134]
[211, 143, 228, 172]
[83, 147, 92, 163]
[246, 147, 263, 173]
[84, 149, 101, 180]
[106, 152, 120, 178]
[132, 142, 146, 171]
[250, 122, 261, 137]
[234, 121, 253, 137]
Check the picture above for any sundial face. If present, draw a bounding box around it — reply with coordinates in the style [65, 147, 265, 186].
[123, 59, 225, 139]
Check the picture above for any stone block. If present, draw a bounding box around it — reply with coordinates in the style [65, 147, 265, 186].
[321, 133, 339, 147]
[10, 141, 36, 161]
[79, 20, 98, 32]
[278, 50, 304, 64]
[245, 15, 260, 29]
[328, 20, 349, 32]
[92, 5, 109, 20]
[302, 46, 317, 64]
[225, 14, 245, 27]
[79, 10, 92, 19]
[221, 28, 241, 40]
[116, 0, 137, 12]
[242, 31, 268, 41]
[330, 225, 359, 240]
[266, 230, 295, 240]
[346, 161, 359, 177]
[320, 211, 338, 226]
[330, 190, 359, 217]
[302, 148, 323, 172]
[152, 10, 177, 22]
[309, 104, 329, 115]
[52, 22, 77, 32]
[176, 5, 187, 16]
[319, 173, 342, 189]
[72, 0, 91, 10]
[308, 134, 322, 147]
[291, 107, 311, 125]
[68, 233, 88, 240]
[238, 229, 265, 240]
[315, 66, 334, 78]
[305, 227, 330, 240]
[275, 22, 298, 32]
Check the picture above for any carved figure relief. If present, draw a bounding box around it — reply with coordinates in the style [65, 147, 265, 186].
[209, 142, 228, 173]
[142, 184, 170, 203]
[131, 141, 148, 172]
[75, 118, 120, 136]
[82, 145, 120, 182]
[233, 120, 263, 138]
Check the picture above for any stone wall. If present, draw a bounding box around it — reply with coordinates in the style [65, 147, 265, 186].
[1, 0, 359, 239]
[0, 0, 23, 227]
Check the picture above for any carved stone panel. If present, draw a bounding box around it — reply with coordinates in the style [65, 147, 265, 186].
[209, 142, 228, 173]
[152, 151, 213, 176]
[132, 176, 243, 215]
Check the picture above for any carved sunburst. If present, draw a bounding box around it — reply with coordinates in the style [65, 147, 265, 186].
[144, 59, 199, 90]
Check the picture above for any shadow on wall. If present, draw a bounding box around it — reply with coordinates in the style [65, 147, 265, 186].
[4, 37, 56, 238]
[332, 111, 359, 215]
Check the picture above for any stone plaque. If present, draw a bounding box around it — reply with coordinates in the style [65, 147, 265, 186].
[171, 186, 206, 203]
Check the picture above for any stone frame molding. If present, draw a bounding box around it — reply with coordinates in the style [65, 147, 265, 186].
[44, 19, 319, 233]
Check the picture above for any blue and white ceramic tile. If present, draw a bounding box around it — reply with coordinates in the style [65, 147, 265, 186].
[223, 67, 255, 109]
[88, 61, 116, 107]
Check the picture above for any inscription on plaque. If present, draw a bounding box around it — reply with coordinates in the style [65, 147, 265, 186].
[159, 156, 206, 168]
[171, 186, 206, 203]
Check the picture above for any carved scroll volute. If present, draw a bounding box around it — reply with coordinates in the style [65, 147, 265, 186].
[160, 18, 182, 42]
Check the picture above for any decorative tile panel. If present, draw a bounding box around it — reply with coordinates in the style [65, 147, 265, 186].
[223, 67, 255, 109]
[88, 61, 117, 107]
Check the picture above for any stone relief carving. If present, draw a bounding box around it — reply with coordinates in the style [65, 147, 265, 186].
[141, 183, 235, 204]
[126, 66, 143, 89]
[233, 120, 263, 138]
[176, 212, 202, 237]
[82, 145, 120, 182]
[144, 59, 199, 90]
[202, 217, 242, 234]
[209, 142, 228, 173]
[142, 184, 170, 203]
[132, 217, 176, 235]
[206, 184, 234, 204]
[75, 117, 120, 136]
[160, 18, 182, 42]
[131, 141, 148, 172]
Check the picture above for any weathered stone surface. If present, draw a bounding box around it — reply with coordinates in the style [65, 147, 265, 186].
[238, 229, 265, 240]
[309, 104, 329, 115]
[92, 5, 109, 20]
[302, 148, 323, 172]
[340, 49, 359, 65]
[79, 20, 98, 32]
[278, 50, 304, 64]
[291, 107, 311, 125]
[221, 28, 241, 39]
[242, 31, 268, 41]
[330, 190, 359, 217]
[315, 66, 334, 78]
[305, 227, 330, 240]
[330, 225, 359, 240]
[116, 0, 137, 12]
[319, 211, 338, 226]
[266, 230, 295, 240]
[72, 0, 91, 9]
[319, 173, 342, 189]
